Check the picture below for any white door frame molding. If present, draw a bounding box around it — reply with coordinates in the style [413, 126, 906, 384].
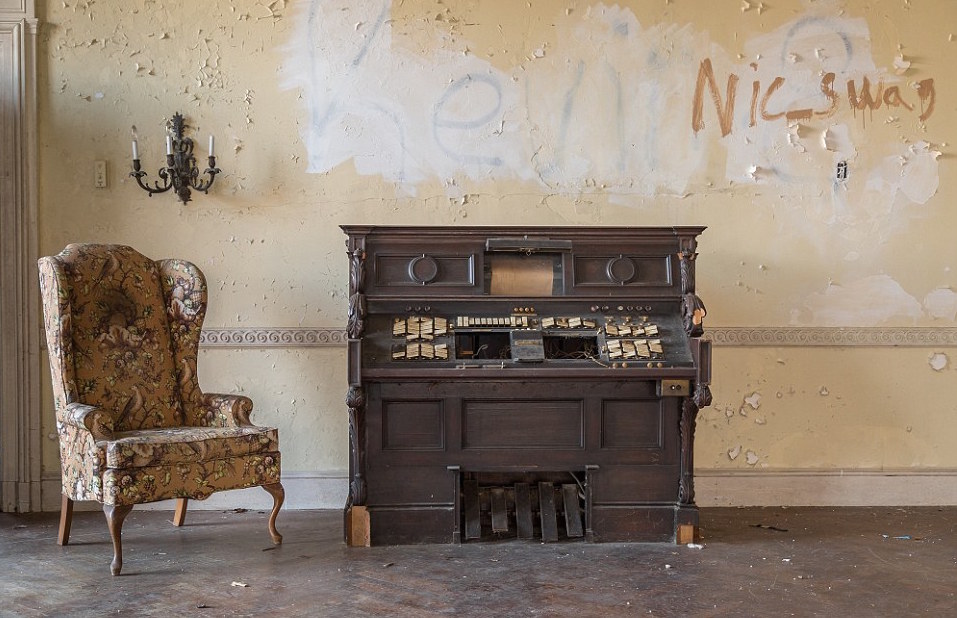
[0, 0, 40, 513]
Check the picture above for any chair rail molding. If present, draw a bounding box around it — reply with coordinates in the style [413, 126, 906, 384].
[704, 326, 957, 347]
[0, 0, 40, 513]
[197, 326, 957, 349]
[200, 327, 346, 348]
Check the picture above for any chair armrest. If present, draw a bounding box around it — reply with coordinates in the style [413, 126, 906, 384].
[199, 393, 255, 427]
[62, 403, 114, 441]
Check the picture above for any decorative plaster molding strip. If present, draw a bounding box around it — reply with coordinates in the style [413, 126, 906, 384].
[200, 326, 957, 349]
[704, 326, 957, 347]
[200, 327, 346, 348]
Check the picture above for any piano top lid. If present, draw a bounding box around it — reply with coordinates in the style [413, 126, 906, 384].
[340, 225, 707, 241]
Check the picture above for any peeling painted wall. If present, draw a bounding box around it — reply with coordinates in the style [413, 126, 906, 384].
[35, 0, 957, 496]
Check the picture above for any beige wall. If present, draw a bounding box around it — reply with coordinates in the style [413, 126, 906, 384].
[35, 0, 957, 507]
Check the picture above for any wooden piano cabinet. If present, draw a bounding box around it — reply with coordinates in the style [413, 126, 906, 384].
[342, 226, 712, 546]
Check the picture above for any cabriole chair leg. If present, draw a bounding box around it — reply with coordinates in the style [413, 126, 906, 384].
[104, 504, 134, 576]
[262, 482, 285, 544]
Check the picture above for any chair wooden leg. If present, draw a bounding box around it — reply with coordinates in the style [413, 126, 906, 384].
[104, 504, 134, 576]
[173, 498, 188, 527]
[57, 494, 74, 546]
[262, 482, 285, 544]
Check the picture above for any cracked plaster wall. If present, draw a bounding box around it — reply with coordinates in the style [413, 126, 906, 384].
[35, 0, 957, 492]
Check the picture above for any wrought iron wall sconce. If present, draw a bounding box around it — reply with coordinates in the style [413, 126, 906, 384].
[130, 112, 219, 204]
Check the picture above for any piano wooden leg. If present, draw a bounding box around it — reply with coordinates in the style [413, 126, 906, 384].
[677, 523, 698, 544]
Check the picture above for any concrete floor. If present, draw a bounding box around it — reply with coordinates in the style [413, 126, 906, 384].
[1, 506, 955, 617]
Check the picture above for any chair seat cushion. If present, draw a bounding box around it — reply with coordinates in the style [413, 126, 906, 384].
[104, 425, 279, 469]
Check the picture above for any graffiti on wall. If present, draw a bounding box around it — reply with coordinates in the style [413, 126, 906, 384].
[284, 2, 939, 202]
[692, 58, 936, 137]
[281, 1, 949, 327]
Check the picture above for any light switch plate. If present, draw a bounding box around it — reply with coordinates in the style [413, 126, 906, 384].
[94, 160, 107, 188]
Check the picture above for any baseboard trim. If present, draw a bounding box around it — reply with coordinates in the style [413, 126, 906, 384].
[40, 471, 349, 512]
[695, 468, 957, 507]
[41, 469, 957, 511]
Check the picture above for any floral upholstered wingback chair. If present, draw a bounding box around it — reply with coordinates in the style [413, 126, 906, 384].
[38, 243, 284, 575]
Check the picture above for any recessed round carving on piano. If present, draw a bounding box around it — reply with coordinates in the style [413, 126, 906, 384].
[606, 256, 637, 285]
[408, 254, 439, 284]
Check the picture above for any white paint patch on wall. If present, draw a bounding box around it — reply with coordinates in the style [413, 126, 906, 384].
[929, 352, 948, 371]
[793, 274, 922, 326]
[924, 287, 957, 320]
[795, 274, 957, 327]
[280, 1, 530, 190]
[725, 16, 876, 187]
[821, 124, 857, 159]
[283, 3, 940, 209]
[520, 6, 710, 197]
[725, 17, 940, 251]
[865, 141, 942, 206]
[282, 1, 714, 196]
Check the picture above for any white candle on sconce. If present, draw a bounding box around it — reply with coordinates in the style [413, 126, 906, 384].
[131, 112, 220, 203]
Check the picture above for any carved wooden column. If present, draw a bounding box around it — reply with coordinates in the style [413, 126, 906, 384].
[345, 385, 366, 509]
[344, 240, 369, 544]
[679, 243, 706, 338]
[676, 236, 711, 542]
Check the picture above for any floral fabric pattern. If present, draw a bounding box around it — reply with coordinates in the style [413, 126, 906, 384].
[38, 244, 282, 506]
[41, 244, 184, 432]
[105, 426, 278, 468]
[103, 452, 281, 506]
[55, 417, 106, 502]
[157, 259, 209, 427]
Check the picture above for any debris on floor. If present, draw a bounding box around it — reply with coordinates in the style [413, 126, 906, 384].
[882, 534, 920, 541]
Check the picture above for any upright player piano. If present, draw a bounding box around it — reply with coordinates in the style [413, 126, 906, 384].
[341, 225, 712, 546]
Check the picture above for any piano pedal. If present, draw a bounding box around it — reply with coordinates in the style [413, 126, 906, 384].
[539, 482, 559, 542]
[463, 480, 481, 540]
[515, 483, 534, 540]
[562, 483, 584, 538]
[461, 478, 586, 542]
[490, 487, 509, 533]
